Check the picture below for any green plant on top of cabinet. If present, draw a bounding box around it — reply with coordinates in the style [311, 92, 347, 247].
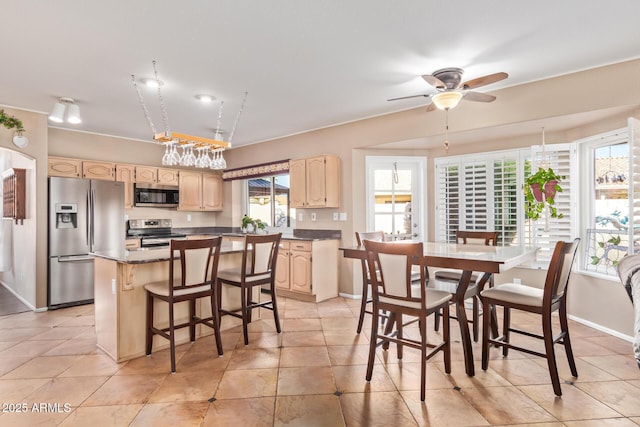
[178, 171, 223, 211]
[290, 155, 340, 208]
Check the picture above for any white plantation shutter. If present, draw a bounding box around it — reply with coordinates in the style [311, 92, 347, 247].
[528, 143, 576, 264]
[435, 150, 523, 246]
[628, 117, 640, 254]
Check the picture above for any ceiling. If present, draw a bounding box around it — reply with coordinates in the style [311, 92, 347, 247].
[2, 1, 639, 149]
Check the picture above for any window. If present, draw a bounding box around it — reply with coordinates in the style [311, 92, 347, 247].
[435, 144, 575, 265]
[245, 174, 294, 229]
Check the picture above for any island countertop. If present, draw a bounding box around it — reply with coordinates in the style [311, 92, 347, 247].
[92, 240, 246, 264]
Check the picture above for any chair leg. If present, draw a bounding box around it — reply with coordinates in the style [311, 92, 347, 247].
[216, 279, 223, 328]
[481, 298, 491, 371]
[559, 304, 578, 377]
[146, 292, 154, 355]
[472, 295, 479, 342]
[442, 303, 451, 374]
[542, 311, 562, 396]
[365, 304, 379, 382]
[246, 285, 253, 324]
[502, 307, 511, 357]
[189, 299, 196, 342]
[210, 293, 223, 356]
[169, 301, 176, 373]
[356, 281, 369, 334]
[241, 285, 250, 346]
[397, 313, 404, 360]
[420, 316, 427, 402]
[434, 311, 441, 332]
[270, 281, 282, 333]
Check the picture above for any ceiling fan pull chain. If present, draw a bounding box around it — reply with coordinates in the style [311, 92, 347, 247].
[444, 109, 450, 152]
[130, 74, 157, 135]
[227, 91, 248, 146]
[152, 60, 171, 136]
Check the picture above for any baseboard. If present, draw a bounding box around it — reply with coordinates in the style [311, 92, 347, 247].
[568, 314, 633, 343]
[0, 280, 37, 312]
[339, 292, 361, 300]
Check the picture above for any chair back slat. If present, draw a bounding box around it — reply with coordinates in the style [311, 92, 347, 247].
[545, 238, 580, 303]
[456, 230, 499, 246]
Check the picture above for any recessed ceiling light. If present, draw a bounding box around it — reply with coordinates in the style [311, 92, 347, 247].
[196, 94, 215, 103]
[141, 78, 164, 88]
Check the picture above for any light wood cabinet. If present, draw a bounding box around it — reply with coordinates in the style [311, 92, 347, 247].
[124, 238, 140, 249]
[48, 157, 82, 178]
[2, 168, 26, 225]
[290, 155, 340, 208]
[135, 166, 157, 184]
[83, 161, 115, 180]
[135, 166, 179, 185]
[115, 164, 135, 209]
[178, 171, 223, 211]
[275, 239, 338, 302]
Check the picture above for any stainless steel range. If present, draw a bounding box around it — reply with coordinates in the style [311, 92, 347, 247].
[127, 219, 186, 248]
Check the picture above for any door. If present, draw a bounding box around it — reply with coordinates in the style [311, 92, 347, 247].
[90, 180, 125, 252]
[366, 156, 425, 241]
[49, 256, 94, 306]
[49, 177, 90, 256]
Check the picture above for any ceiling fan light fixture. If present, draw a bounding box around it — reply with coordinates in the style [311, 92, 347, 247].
[432, 91, 463, 110]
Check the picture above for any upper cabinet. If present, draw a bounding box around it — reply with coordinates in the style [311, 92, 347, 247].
[83, 161, 115, 180]
[115, 164, 135, 209]
[48, 157, 82, 178]
[290, 155, 340, 208]
[178, 171, 223, 211]
[135, 166, 179, 185]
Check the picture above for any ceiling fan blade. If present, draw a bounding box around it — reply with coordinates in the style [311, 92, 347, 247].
[387, 94, 431, 101]
[422, 74, 446, 89]
[463, 91, 496, 102]
[462, 72, 508, 90]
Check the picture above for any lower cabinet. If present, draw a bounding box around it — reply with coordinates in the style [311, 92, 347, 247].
[275, 239, 338, 302]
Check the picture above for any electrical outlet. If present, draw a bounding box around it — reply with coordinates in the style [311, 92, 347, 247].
[333, 212, 339, 221]
[513, 278, 521, 284]
[298, 213, 304, 221]
[311, 212, 317, 221]
[187, 214, 192, 222]
[339, 212, 347, 221]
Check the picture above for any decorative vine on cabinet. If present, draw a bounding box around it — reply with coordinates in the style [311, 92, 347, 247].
[290, 154, 340, 208]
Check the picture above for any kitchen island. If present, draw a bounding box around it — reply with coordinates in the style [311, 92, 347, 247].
[92, 240, 247, 362]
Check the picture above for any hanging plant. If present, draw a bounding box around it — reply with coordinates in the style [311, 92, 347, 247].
[524, 167, 564, 220]
[0, 109, 25, 132]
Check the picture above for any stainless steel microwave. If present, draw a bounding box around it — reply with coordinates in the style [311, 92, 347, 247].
[133, 183, 179, 208]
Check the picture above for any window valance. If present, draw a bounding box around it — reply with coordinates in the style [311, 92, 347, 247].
[222, 160, 290, 181]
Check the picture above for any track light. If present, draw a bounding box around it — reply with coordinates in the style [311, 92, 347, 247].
[48, 98, 82, 124]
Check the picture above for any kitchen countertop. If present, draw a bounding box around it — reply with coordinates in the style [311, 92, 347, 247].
[92, 240, 246, 264]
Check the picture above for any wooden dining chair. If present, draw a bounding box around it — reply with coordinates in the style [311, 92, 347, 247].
[431, 230, 499, 341]
[481, 238, 580, 396]
[364, 239, 451, 401]
[144, 237, 224, 373]
[217, 233, 282, 346]
[355, 231, 386, 334]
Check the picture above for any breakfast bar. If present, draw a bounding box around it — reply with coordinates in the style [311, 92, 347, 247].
[92, 240, 247, 362]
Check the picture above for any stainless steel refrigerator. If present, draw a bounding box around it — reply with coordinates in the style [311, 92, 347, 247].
[48, 177, 124, 308]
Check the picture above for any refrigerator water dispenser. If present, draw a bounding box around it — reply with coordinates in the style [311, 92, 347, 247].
[55, 203, 78, 229]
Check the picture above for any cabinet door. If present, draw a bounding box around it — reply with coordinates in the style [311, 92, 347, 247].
[115, 165, 135, 209]
[201, 173, 223, 211]
[178, 171, 202, 211]
[290, 249, 312, 293]
[48, 157, 82, 178]
[289, 159, 307, 208]
[275, 241, 290, 290]
[158, 168, 179, 185]
[305, 156, 326, 207]
[135, 166, 157, 184]
[83, 161, 115, 180]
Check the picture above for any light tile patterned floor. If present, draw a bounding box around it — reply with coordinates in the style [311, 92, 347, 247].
[0, 296, 639, 426]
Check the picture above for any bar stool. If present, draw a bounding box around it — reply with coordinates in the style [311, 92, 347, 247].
[144, 237, 224, 373]
[217, 233, 282, 346]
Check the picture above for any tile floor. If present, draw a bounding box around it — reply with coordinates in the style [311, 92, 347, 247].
[1, 296, 640, 426]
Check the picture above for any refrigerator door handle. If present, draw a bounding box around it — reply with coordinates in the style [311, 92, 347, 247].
[86, 190, 91, 246]
[58, 255, 95, 262]
[90, 187, 96, 247]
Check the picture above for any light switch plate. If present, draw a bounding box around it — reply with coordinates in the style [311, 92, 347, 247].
[333, 212, 339, 221]
[311, 212, 317, 221]
[339, 212, 347, 221]
[298, 213, 304, 221]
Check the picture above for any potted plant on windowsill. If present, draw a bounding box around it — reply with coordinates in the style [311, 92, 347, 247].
[524, 167, 564, 220]
[241, 215, 266, 233]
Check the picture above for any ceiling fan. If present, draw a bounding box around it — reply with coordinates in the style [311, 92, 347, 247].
[388, 67, 508, 111]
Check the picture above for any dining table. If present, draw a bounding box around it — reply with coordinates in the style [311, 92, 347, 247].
[340, 241, 538, 376]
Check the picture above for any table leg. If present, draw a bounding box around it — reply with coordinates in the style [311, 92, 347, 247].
[456, 270, 475, 376]
[476, 272, 498, 339]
